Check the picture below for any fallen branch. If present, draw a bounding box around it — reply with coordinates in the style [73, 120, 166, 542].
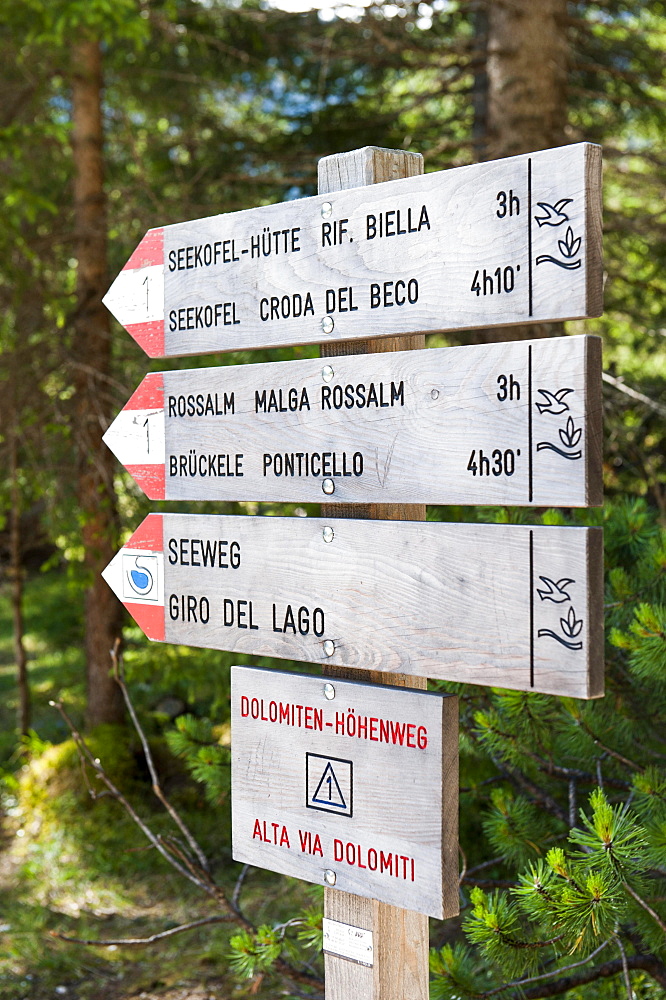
[49, 654, 322, 992]
[49, 698, 215, 901]
[602, 372, 666, 418]
[480, 938, 612, 996]
[50, 914, 233, 947]
[520, 954, 666, 997]
[111, 639, 210, 878]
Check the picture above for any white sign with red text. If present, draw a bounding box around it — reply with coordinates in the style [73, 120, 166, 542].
[231, 666, 459, 918]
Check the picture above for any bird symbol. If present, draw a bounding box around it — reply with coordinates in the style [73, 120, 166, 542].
[534, 199, 573, 227]
[535, 388, 574, 415]
[537, 576, 575, 603]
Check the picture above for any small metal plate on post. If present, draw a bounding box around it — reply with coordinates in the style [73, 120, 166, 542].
[323, 918, 374, 967]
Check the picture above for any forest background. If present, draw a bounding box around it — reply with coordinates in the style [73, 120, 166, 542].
[0, 1, 665, 998]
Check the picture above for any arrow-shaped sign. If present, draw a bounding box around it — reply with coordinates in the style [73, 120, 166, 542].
[103, 143, 602, 358]
[104, 334, 602, 507]
[103, 513, 603, 699]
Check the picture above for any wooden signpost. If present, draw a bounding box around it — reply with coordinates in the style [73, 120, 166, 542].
[103, 140, 605, 1000]
[103, 143, 602, 357]
[102, 511, 603, 699]
[230, 666, 458, 920]
[104, 334, 602, 507]
[314, 148, 430, 1000]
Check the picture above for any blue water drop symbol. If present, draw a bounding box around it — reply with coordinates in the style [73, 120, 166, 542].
[131, 569, 150, 590]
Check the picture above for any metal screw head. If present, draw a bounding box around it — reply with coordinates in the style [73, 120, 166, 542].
[324, 682, 336, 700]
[323, 639, 335, 657]
[431, 388, 440, 400]
[324, 869, 337, 885]
[321, 202, 333, 219]
[322, 478, 335, 495]
[322, 525, 334, 543]
[321, 364, 334, 382]
[321, 315, 334, 334]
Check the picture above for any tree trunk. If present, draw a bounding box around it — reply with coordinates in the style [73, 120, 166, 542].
[71, 39, 124, 728]
[468, 0, 569, 344]
[486, 0, 568, 161]
[9, 426, 30, 738]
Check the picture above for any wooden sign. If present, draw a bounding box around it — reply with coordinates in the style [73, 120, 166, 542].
[231, 666, 459, 919]
[102, 513, 603, 698]
[104, 334, 602, 508]
[103, 143, 602, 357]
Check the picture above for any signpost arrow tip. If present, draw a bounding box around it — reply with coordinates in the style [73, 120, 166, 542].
[103, 228, 165, 357]
[102, 514, 165, 640]
[103, 374, 166, 499]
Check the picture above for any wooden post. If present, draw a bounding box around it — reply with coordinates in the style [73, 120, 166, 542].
[319, 146, 431, 1000]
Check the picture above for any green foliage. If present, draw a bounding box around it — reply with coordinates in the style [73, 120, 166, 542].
[569, 787, 649, 880]
[444, 789, 657, 993]
[16, 0, 150, 48]
[165, 714, 230, 806]
[429, 943, 488, 1000]
[227, 897, 324, 984]
[611, 603, 666, 681]
[429, 498, 666, 997]
[482, 788, 550, 865]
[228, 925, 283, 979]
[295, 904, 324, 952]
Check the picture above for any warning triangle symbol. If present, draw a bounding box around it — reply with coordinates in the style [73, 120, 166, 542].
[312, 762, 347, 809]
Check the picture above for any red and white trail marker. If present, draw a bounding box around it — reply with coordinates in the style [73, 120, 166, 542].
[102, 512, 165, 642]
[104, 229, 165, 357]
[103, 143, 602, 358]
[105, 372, 166, 499]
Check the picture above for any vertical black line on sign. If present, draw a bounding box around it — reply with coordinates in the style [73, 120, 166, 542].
[527, 157, 533, 317]
[529, 528, 535, 688]
[528, 344, 533, 502]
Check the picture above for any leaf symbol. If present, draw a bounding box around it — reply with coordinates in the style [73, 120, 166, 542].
[559, 416, 581, 448]
[558, 226, 581, 259]
[560, 606, 583, 638]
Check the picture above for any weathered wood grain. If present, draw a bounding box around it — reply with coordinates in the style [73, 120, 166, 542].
[101, 512, 604, 700]
[318, 145, 429, 1000]
[103, 334, 603, 508]
[230, 667, 459, 919]
[103, 143, 602, 358]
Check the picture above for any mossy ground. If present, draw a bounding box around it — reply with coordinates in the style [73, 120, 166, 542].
[0, 571, 320, 1000]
